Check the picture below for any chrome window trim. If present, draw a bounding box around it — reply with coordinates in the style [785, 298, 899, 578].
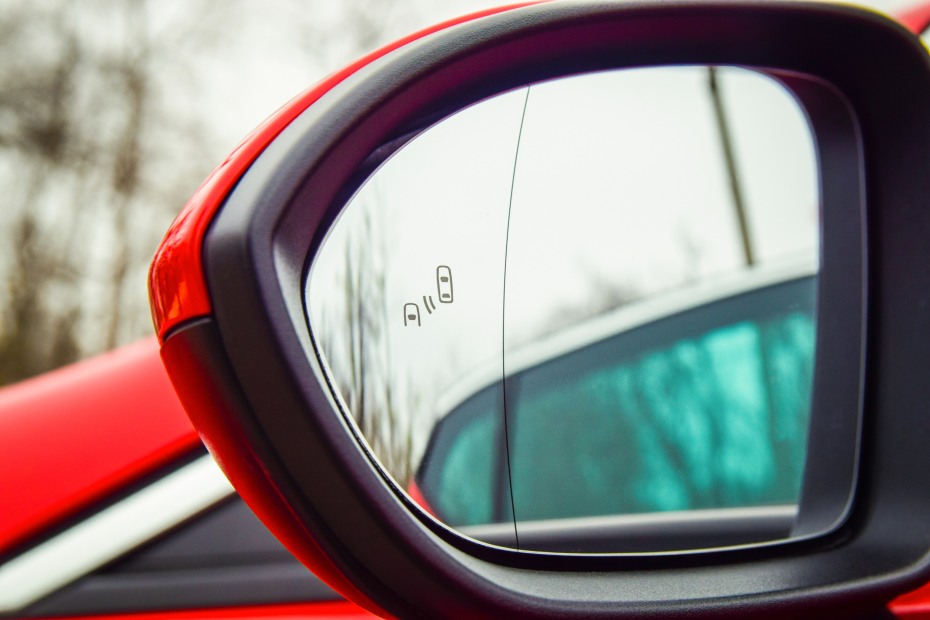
[0, 455, 235, 613]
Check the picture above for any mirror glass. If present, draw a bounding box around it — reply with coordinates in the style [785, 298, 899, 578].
[306, 66, 822, 553]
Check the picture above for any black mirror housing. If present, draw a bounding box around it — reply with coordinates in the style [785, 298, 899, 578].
[151, 2, 930, 617]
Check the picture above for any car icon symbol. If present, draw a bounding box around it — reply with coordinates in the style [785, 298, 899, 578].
[436, 266, 453, 303]
[404, 303, 421, 327]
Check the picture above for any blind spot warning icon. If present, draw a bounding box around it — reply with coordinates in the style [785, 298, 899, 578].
[404, 303, 421, 327]
[437, 266, 453, 303]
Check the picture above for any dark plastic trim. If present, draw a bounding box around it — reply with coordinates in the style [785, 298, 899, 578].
[22, 495, 338, 616]
[178, 2, 930, 617]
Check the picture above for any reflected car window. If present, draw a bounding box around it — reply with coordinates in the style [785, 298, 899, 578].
[418, 272, 815, 527]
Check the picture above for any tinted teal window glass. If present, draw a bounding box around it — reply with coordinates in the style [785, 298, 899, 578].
[418, 386, 501, 526]
[507, 278, 815, 522]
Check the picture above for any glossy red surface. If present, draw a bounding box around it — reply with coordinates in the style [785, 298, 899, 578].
[891, 580, 930, 618]
[148, 1, 545, 343]
[38, 601, 375, 620]
[406, 479, 437, 518]
[0, 338, 200, 555]
[898, 1, 930, 32]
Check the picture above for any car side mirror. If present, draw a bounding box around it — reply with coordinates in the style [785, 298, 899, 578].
[149, 2, 930, 617]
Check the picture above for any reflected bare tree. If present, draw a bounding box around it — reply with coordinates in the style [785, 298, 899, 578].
[527, 268, 640, 342]
[524, 220, 712, 346]
[315, 191, 415, 485]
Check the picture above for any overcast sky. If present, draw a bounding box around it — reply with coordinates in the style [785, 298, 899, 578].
[200, 0, 924, 163]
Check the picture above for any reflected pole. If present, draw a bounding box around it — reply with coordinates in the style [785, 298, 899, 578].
[708, 66, 755, 267]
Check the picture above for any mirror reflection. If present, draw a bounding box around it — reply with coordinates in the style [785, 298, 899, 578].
[307, 66, 820, 553]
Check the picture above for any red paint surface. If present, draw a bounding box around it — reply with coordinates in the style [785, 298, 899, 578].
[0, 338, 200, 555]
[406, 479, 437, 518]
[897, 1, 930, 33]
[37, 600, 375, 620]
[148, 2, 545, 343]
[891, 580, 930, 618]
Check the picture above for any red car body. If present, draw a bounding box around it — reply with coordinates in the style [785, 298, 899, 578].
[4, 2, 930, 618]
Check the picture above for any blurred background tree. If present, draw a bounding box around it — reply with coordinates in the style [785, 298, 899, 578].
[0, 0, 420, 386]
